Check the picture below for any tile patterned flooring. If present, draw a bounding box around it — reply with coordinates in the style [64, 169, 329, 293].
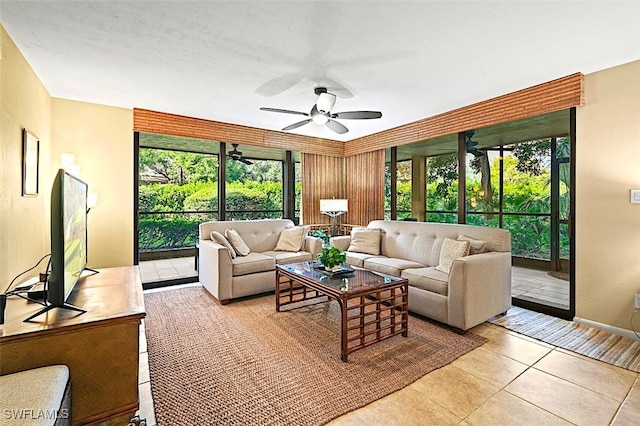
[135, 284, 639, 425]
[138, 256, 198, 283]
[511, 267, 570, 310]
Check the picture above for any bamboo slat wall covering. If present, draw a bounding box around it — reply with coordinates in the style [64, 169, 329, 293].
[133, 108, 344, 157]
[345, 73, 584, 156]
[344, 150, 386, 226]
[300, 154, 345, 225]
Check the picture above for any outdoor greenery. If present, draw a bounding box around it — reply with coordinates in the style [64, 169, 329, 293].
[386, 138, 570, 259]
[310, 230, 330, 245]
[139, 137, 570, 261]
[139, 148, 289, 251]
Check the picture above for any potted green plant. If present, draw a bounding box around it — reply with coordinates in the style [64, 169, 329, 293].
[310, 229, 330, 246]
[317, 246, 347, 272]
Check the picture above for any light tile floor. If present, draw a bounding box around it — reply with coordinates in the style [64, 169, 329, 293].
[138, 256, 198, 284]
[135, 284, 639, 426]
[512, 267, 570, 310]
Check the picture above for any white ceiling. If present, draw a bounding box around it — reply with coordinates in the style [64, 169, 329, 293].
[1, 1, 639, 142]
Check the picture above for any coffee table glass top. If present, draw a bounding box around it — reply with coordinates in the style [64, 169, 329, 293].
[278, 262, 404, 293]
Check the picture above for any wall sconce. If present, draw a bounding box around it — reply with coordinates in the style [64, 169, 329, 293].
[320, 199, 348, 236]
[60, 153, 81, 177]
[60, 153, 75, 167]
[87, 192, 98, 213]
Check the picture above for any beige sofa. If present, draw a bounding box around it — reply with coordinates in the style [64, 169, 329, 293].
[331, 220, 512, 331]
[198, 219, 323, 304]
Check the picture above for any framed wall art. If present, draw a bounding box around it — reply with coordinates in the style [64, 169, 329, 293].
[22, 128, 40, 196]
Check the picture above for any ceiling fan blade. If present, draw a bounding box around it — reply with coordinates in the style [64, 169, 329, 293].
[318, 77, 354, 99]
[260, 107, 309, 117]
[282, 118, 313, 131]
[331, 111, 382, 120]
[239, 158, 253, 165]
[326, 119, 349, 134]
[255, 73, 303, 97]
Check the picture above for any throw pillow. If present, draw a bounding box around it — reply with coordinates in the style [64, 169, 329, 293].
[274, 226, 307, 252]
[435, 237, 470, 274]
[210, 231, 236, 259]
[225, 229, 251, 256]
[347, 228, 382, 255]
[458, 235, 487, 255]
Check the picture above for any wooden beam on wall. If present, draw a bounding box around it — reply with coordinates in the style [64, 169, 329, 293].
[345, 73, 583, 156]
[133, 108, 344, 157]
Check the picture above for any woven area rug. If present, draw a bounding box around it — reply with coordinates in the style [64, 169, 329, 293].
[144, 286, 486, 425]
[489, 306, 640, 372]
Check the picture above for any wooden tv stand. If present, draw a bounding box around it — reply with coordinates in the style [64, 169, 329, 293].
[0, 266, 146, 425]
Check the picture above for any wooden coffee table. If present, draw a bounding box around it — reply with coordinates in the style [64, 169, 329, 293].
[276, 262, 408, 362]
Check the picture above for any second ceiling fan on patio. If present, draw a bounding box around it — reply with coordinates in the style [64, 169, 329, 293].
[228, 144, 253, 165]
[260, 87, 382, 135]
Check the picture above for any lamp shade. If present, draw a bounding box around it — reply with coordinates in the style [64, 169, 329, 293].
[320, 199, 348, 212]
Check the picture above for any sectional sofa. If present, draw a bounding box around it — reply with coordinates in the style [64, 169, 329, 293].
[331, 220, 512, 331]
[198, 219, 323, 304]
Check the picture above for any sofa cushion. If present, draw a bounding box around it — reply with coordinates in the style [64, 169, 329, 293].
[226, 229, 251, 256]
[345, 251, 384, 268]
[435, 237, 470, 273]
[210, 231, 236, 259]
[231, 252, 275, 276]
[261, 250, 313, 264]
[274, 226, 308, 252]
[364, 257, 426, 277]
[458, 234, 487, 255]
[401, 267, 449, 296]
[347, 228, 382, 255]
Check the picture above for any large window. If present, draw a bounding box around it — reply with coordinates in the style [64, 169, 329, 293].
[225, 158, 283, 220]
[426, 154, 458, 223]
[138, 147, 218, 252]
[396, 160, 412, 219]
[384, 110, 571, 264]
[137, 134, 299, 257]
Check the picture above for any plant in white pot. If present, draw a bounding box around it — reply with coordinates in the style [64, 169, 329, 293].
[317, 246, 347, 272]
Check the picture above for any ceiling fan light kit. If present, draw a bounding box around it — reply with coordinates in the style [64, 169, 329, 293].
[260, 87, 382, 135]
[316, 92, 336, 113]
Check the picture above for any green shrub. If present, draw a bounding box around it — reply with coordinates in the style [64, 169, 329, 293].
[139, 218, 200, 251]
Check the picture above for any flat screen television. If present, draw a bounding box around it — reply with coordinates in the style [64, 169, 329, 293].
[25, 169, 89, 321]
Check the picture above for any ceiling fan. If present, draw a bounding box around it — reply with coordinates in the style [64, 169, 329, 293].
[228, 144, 253, 165]
[260, 87, 382, 135]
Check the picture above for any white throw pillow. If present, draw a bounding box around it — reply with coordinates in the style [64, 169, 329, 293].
[210, 231, 236, 259]
[347, 228, 381, 255]
[457, 235, 487, 255]
[275, 226, 307, 252]
[435, 237, 470, 274]
[225, 229, 251, 256]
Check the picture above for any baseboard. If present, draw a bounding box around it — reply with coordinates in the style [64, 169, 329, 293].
[573, 316, 640, 342]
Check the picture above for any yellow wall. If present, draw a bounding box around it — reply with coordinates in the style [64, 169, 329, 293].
[51, 99, 134, 268]
[576, 60, 640, 330]
[0, 26, 52, 285]
[1, 26, 134, 288]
